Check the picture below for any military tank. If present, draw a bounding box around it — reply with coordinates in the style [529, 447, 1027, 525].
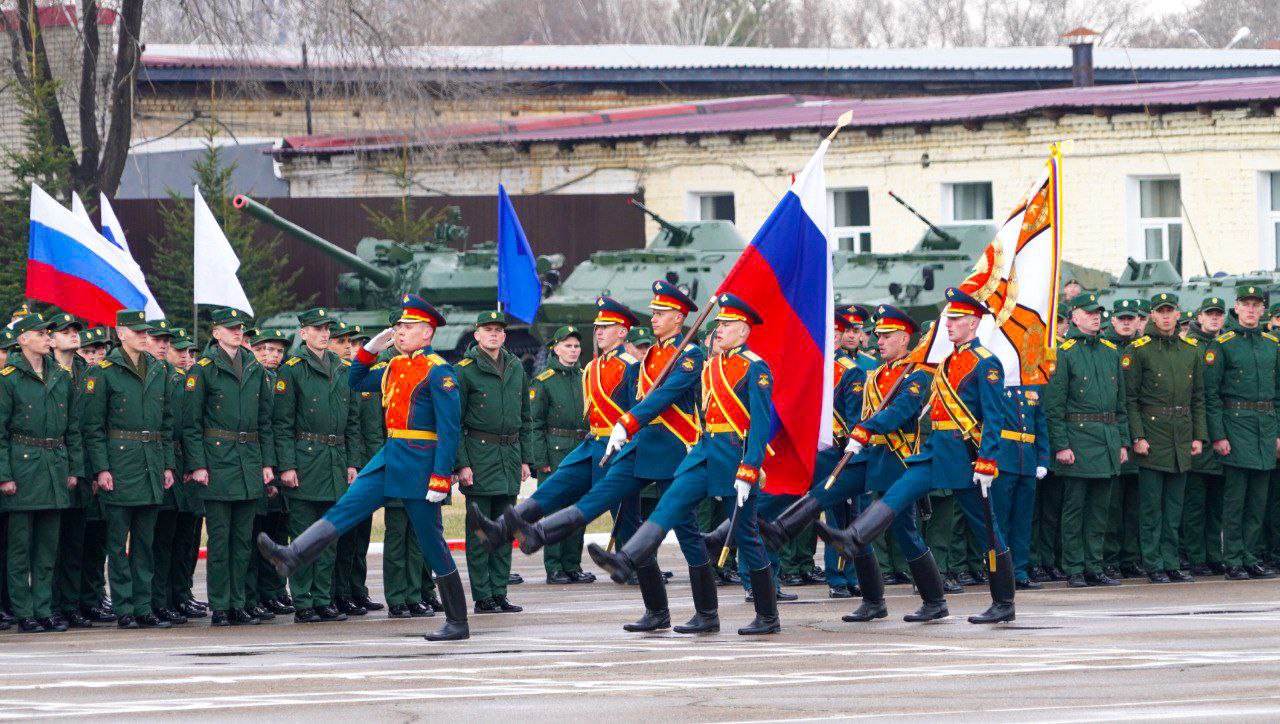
[234, 195, 563, 360]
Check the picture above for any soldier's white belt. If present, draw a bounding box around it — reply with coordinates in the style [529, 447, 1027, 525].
[387, 429, 438, 441]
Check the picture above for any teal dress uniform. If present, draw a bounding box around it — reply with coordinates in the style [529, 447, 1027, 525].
[993, 385, 1049, 583]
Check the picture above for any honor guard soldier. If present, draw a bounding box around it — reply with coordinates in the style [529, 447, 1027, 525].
[259, 294, 468, 641]
[1203, 284, 1280, 581]
[1045, 293, 1128, 588]
[513, 283, 708, 632]
[527, 325, 593, 584]
[82, 311, 177, 630]
[48, 312, 93, 629]
[0, 313, 82, 633]
[183, 307, 276, 626]
[589, 293, 782, 636]
[1183, 298, 1227, 577]
[822, 287, 1015, 624]
[1122, 293, 1207, 584]
[271, 309, 362, 622]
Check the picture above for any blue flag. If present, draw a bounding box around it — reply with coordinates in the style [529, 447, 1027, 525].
[496, 184, 542, 324]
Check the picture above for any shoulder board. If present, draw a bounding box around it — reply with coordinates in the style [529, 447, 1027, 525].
[98, 360, 112, 368]
[1100, 339, 1117, 350]
[1214, 331, 1235, 344]
[427, 353, 446, 365]
[0, 366, 12, 376]
[535, 369, 555, 382]
[974, 347, 993, 359]
[59, 363, 71, 373]
[371, 361, 388, 370]
[741, 350, 763, 362]
[1131, 336, 1151, 349]
[1265, 332, 1280, 344]
[341, 358, 351, 366]
[285, 357, 301, 366]
[1059, 339, 1077, 351]
[197, 357, 212, 367]
[837, 356, 856, 370]
[619, 353, 638, 364]
[456, 358, 473, 367]
[1183, 337, 1198, 346]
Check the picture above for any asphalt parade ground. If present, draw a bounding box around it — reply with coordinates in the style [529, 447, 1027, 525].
[6, 547, 1280, 722]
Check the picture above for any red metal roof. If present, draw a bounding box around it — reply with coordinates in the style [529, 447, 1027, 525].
[276, 75, 1280, 157]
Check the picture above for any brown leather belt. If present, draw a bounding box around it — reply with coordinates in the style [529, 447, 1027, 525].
[548, 427, 588, 439]
[296, 432, 346, 446]
[1066, 412, 1117, 423]
[108, 430, 163, 442]
[1224, 400, 1275, 412]
[1142, 405, 1189, 417]
[466, 430, 519, 445]
[204, 428, 259, 443]
[11, 434, 64, 449]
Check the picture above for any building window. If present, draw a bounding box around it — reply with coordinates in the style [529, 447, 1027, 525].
[831, 188, 871, 252]
[690, 192, 735, 223]
[1269, 172, 1280, 270]
[942, 182, 993, 222]
[1137, 177, 1183, 275]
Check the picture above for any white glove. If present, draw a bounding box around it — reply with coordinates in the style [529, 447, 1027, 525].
[605, 422, 628, 457]
[364, 327, 396, 355]
[973, 472, 995, 496]
[1035, 466, 1048, 480]
[844, 438, 863, 456]
[426, 489, 448, 504]
[734, 478, 752, 507]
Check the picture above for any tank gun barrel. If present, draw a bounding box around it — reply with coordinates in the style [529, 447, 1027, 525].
[233, 195, 396, 288]
[629, 198, 692, 246]
[887, 191, 964, 248]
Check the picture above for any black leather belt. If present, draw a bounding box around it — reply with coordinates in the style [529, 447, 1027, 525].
[109, 429, 163, 442]
[296, 432, 345, 446]
[466, 430, 519, 445]
[11, 434, 64, 449]
[1065, 413, 1117, 423]
[548, 427, 588, 438]
[1224, 400, 1275, 412]
[204, 428, 259, 443]
[1142, 405, 1189, 417]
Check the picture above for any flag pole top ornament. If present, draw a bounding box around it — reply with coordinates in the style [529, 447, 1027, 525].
[826, 110, 854, 142]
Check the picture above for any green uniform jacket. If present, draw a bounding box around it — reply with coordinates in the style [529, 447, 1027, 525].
[82, 349, 175, 506]
[1122, 326, 1207, 473]
[67, 354, 94, 509]
[455, 346, 533, 496]
[182, 346, 276, 502]
[1045, 328, 1129, 478]
[527, 358, 586, 472]
[0, 353, 82, 511]
[1185, 324, 1225, 475]
[170, 364, 203, 514]
[1105, 330, 1140, 475]
[272, 349, 362, 502]
[1203, 323, 1280, 471]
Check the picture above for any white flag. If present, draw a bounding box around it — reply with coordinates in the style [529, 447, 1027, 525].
[98, 193, 164, 319]
[193, 185, 253, 315]
[70, 191, 94, 229]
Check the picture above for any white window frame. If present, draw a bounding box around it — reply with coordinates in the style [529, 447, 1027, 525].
[940, 181, 994, 223]
[685, 191, 735, 223]
[1126, 175, 1183, 275]
[829, 187, 872, 252]
[1259, 171, 1280, 270]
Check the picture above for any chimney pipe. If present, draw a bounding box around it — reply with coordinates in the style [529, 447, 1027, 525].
[1063, 27, 1099, 88]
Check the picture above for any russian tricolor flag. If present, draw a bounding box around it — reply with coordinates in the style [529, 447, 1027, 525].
[26, 184, 151, 326]
[717, 140, 835, 495]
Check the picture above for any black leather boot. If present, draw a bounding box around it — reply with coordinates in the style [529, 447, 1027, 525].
[903, 550, 949, 622]
[513, 507, 585, 556]
[622, 561, 671, 632]
[760, 495, 823, 552]
[968, 550, 1015, 624]
[257, 520, 338, 578]
[816, 499, 895, 561]
[423, 570, 469, 641]
[470, 499, 543, 552]
[842, 553, 888, 622]
[738, 567, 780, 635]
[588, 521, 665, 585]
[701, 518, 732, 564]
[673, 563, 720, 634]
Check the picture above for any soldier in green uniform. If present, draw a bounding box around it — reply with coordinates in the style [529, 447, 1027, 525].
[1045, 292, 1128, 588]
[1182, 298, 1227, 576]
[271, 310, 362, 622]
[0, 313, 81, 632]
[72, 326, 115, 622]
[82, 311, 176, 630]
[624, 326, 654, 361]
[164, 328, 208, 619]
[456, 311, 533, 613]
[528, 326, 593, 584]
[1104, 299, 1146, 579]
[48, 313, 94, 629]
[182, 307, 275, 626]
[1202, 284, 1280, 581]
[1266, 303, 1280, 567]
[1123, 293, 1206, 584]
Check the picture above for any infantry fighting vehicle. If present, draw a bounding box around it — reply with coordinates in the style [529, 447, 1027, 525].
[234, 195, 563, 360]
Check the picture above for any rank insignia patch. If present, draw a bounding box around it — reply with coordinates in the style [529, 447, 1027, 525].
[1121, 355, 1131, 369]
[275, 380, 287, 393]
[185, 376, 197, 391]
[757, 374, 770, 388]
[681, 358, 695, 371]
[441, 376, 456, 390]
[986, 369, 1000, 383]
